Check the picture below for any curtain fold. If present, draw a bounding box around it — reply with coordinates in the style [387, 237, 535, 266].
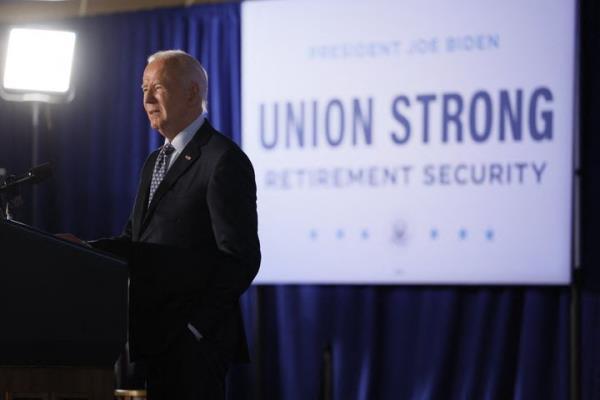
[246, 286, 569, 400]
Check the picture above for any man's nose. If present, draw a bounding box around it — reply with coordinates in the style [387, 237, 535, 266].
[144, 89, 157, 104]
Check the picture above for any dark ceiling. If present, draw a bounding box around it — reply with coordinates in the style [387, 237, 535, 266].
[0, 0, 226, 23]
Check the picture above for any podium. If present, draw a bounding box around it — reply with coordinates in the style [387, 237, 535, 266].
[0, 219, 128, 400]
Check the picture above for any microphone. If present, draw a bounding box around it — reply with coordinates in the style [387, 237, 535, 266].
[0, 162, 53, 193]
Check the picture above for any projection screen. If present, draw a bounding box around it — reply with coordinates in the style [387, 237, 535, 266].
[241, 0, 577, 284]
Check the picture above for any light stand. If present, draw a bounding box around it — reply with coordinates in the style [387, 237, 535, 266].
[31, 101, 41, 224]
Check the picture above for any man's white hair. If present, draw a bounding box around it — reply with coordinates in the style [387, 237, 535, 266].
[147, 49, 209, 113]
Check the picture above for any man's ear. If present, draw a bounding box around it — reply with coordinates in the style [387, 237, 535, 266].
[188, 81, 200, 103]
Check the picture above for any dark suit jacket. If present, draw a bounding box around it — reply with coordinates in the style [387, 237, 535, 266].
[93, 120, 260, 363]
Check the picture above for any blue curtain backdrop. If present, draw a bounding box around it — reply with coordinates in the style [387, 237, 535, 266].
[0, 2, 598, 399]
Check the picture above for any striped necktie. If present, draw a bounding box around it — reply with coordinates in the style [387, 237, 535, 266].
[148, 143, 175, 205]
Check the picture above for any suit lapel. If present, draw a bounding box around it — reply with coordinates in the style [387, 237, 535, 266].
[140, 121, 215, 235]
[132, 150, 158, 240]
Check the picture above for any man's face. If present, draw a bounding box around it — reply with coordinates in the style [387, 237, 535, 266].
[142, 59, 189, 137]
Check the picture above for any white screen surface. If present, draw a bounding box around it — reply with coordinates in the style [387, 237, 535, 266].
[241, 0, 576, 284]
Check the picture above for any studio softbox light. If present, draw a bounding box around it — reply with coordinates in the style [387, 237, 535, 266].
[1, 27, 76, 103]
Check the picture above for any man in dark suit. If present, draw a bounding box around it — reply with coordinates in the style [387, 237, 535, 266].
[92, 50, 260, 399]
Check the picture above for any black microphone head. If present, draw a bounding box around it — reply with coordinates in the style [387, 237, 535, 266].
[28, 162, 53, 184]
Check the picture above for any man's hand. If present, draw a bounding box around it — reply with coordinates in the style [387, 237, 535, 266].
[55, 233, 91, 247]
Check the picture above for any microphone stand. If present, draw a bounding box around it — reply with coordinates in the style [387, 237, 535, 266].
[0, 165, 48, 222]
[0, 199, 6, 220]
[0, 176, 9, 220]
[0, 175, 21, 221]
[4, 195, 14, 220]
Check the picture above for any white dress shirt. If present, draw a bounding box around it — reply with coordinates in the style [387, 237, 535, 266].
[164, 112, 207, 171]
